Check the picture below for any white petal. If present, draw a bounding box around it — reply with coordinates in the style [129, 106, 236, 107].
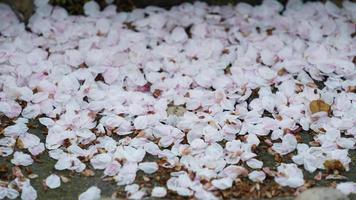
[246, 158, 263, 169]
[272, 134, 297, 155]
[134, 116, 148, 130]
[11, 152, 33, 166]
[6, 187, 19, 199]
[55, 156, 71, 170]
[45, 174, 61, 189]
[211, 177, 233, 190]
[83, 1, 100, 17]
[104, 161, 121, 176]
[19, 133, 40, 149]
[171, 27, 188, 42]
[248, 171, 266, 183]
[38, 117, 55, 127]
[125, 184, 139, 193]
[65, 50, 84, 67]
[78, 186, 101, 200]
[275, 163, 304, 188]
[90, 153, 112, 170]
[151, 187, 167, 197]
[21, 184, 37, 200]
[258, 67, 277, 80]
[337, 182, 356, 195]
[138, 162, 158, 174]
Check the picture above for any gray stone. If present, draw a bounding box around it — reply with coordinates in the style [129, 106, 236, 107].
[296, 187, 349, 200]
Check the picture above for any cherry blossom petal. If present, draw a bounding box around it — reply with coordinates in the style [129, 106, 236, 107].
[45, 174, 61, 189]
[78, 186, 101, 200]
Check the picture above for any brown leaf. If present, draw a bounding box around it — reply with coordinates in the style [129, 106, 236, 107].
[0, 164, 8, 173]
[277, 68, 287, 76]
[323, 160, 345, 171]
[16, 139, 25, 149]
[346, 86, 356, 93]
[153, 89, 162, 98]
[295, 83, 304, 93]
[12, 166, 24, 178]
[309, 100, 331, 114]
[82, 169, 95, 177]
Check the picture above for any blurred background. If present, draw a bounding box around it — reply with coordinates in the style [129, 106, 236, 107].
[0, 0, 346, 23]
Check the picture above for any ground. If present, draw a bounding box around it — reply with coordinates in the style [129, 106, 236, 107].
[1, 112, 356, 200]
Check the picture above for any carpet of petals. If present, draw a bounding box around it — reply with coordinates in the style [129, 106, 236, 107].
[0, 0, 355, 199]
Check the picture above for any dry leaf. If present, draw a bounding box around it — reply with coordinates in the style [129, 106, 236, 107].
[0, 164, 8, 173]
[277, 68, 287, 76]
[323, 160, 345, 171]
[310, 100, 331, 114]
[82, 169, 95, 177]
[346, 86, 356, 93]
[153, 89, 162, 98]
[16, 139, 25, 149]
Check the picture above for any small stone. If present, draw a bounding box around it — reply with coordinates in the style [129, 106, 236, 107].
[325, 174, 348, 180]
[143, 176, 150, 182]
[82, 169, 95, 177]
[60, 176, 70, 183]
[28, 174, 39, 179]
